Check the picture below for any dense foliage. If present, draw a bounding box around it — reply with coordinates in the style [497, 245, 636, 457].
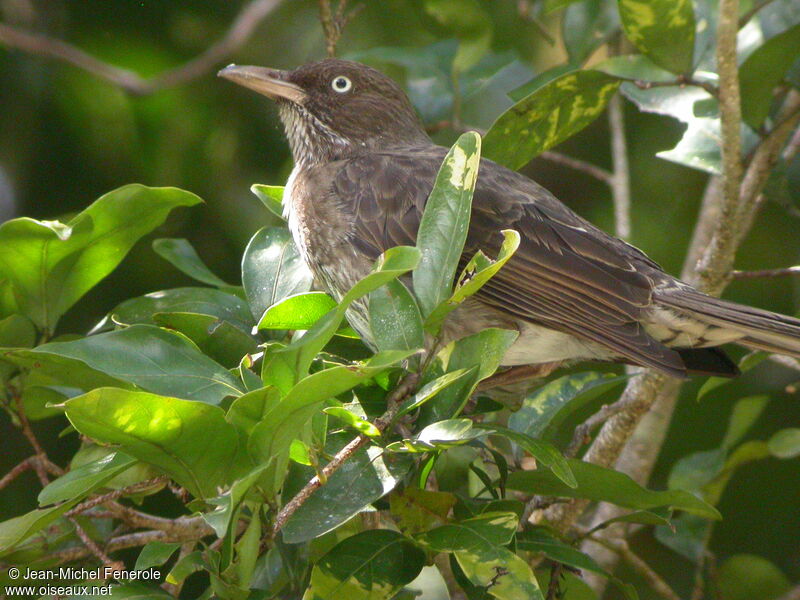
[0, 1, 799, 599]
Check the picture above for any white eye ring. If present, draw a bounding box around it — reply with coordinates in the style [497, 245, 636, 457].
[331, 75, 352, 93]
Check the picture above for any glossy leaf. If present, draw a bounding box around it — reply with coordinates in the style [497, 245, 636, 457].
[324, 406, 381, 437]
[242, 226, 313, 321]
[740, 23, 800, 128]
[508, 372, 625, 442]
[396, 368, 475, 417]
[483, 70, 619, 170]
[153, 312, 257, 368]
[564, 0, 620, 65]
[29, 324, 244, 403]
[152, 238, 234, 289]
[65, 388, 249, 499]
[258, 291, 337, 330]
[203, 464, 270, 537]
[387, 418, 483, 453]
[304, 529, 425, 600]
[251, 184, 286, 220]
[389, 487, 457, 535]
[38, 451, 136, 505]
[368, 280, 424, 353]
[413, 131, 481, 318]
[426, 229, 520, 331]
[135, 542, 181, 570]
[282, 433, 412, 543]
[516, 528, 606, 575]
[507, 459, 720, 519]
[0, 314, 36, 349]
[474, 424, 576, 488]
[618, 0, 695, 74]
[0, 184, 201, 332]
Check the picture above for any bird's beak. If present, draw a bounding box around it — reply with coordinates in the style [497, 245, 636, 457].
[217, 64, 307, 104]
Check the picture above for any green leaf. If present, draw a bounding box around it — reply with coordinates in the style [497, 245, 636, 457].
[426, 229, 520, 330]
[108, 287, 253, 331]
[368, 280, 424, 353]
[282, 246, 421, 378]
[258, 292, 337, 330]
[389, 487, 457, 535]
[65, 583, 173, 600]
[564, 0, 620, 65]
[721, 395, 770, 450]
[618, 0, 695, 74]
[508, 372, 626, 443]
[740, 23, 800, 128]
[416, 512, 544, 600]
[65, 388, 249, 499]
[282, 433, 412, 543]
[588, 507, 674, 533]
[413, 131, 481, 318]
[474, 424, 576, 488]
[507, 459, 721, 519]
[387, 418, 484, 453]
[135, 542, 181, 570]
[242, 226, 313, 322]
[0, 184, 201, 332]
[204, 464, 271, 537]
[304, 530, 425, 600]
[717, 554, 791, 600]
[594, 54, 678, 82]
[420, 328, 518, 424]
[516, 528, 606, 575]
[483, 70, 620, 170]
[655, 512, 710, 563]
[396, 368, 475, 417]
[152, 238, 234, 289]
[768, 428, 800, 459]
[0, 504, 79, 554]
[38, 451, 136, 505]
[29, 324, 244, 403]
[424, 0, 492, 73]
[324, 406, 381, 438]
[545, 0, 583, 12]
[251, 184, 286, 220]
[153, 312, 258, 368]
[0, 314, 36, 349]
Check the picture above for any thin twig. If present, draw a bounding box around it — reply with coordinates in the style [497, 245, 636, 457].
[732, 266, 800, 279]
[0, 0, 283, 95]
[586, 535, 682, 600]
[9, 385, 61, 485]
[540, 151, 614, 185]
[271, 373, 420, 538]
[0, 456, 35, 490]
[64, 476, 168, 517]
[608, 92, 631, 240]
[633, 77, 719, 99]
[68, 517, 121, 571]
[564, 394, 643, 458]
[45, 529, 201, 566]
[546, 562, 563, 600]
[318, 0, 360, 57]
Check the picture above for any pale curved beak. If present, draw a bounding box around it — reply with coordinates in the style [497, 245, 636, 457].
[217, 64, 307, 104]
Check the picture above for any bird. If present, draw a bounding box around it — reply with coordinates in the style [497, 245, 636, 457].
[219, 58, 800, 380]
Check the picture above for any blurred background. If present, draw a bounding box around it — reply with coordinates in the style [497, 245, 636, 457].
[1, 1, 798, 597]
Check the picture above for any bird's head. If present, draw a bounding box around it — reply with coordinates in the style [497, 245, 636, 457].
[219, 59, 428, 166]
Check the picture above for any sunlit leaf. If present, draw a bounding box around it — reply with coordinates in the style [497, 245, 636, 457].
[38, 451, 136, 506]
[258, 292, 337, 330]
[618, 0, 695, 73]
[768, 428, 800, 459]
[153, 312, 258, 368]
[251, 184, 286, 221]
[152, 238, 234, 289]
[369, 280, 424, 353]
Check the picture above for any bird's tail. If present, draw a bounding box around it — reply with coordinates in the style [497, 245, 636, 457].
[657, 288, 800, 357]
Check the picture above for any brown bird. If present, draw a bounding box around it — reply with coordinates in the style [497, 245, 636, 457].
[220, 59, 800, 379]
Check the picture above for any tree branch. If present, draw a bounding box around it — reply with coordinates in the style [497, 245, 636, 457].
[608, 93, 631, 240]
[732, 266, 800, 279]
[539, 151, 614, 185]
[0, 0, 283, 95]
[271, 373, 420, 538]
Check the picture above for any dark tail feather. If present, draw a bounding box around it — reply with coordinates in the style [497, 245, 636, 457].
[657, 288, 800, 358]
[677, 347, 740, 378]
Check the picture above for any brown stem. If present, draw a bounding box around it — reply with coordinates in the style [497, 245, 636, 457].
[64, 476, 168, 517]
[0, 456, 35, 490]
[539, 151, 614, 185]
[45, 529, 202, 566]
[0, 0, 283, 95]
[271, 373, 420, 538]
[68, 517, 121, 571]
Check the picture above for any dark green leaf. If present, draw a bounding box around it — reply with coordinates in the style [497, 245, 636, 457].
[0, 503, 80, 554]
[153, 312, 257, 368]
[588, 507, 674, 533]
[389, 487, 457, 535]
[65, 583, 173, 600]
[368, 280, 424, 352]
[618, 0, 695, 73]
[563, 0, 620, 65]
[65, 388, 249, 499]
[135, 542, 181, 570]
[717, 554, 791, 600]
[282, 433, 412, 543]
[152, 238, 233, 289]
[508, 372, 625, 442]
[258, 292, 336, 330]
[0, 314, 36, 349]
[34, 324, 243, 402]
[305, 530, 425, 600]
[483, 70, 619, 170]
[396, 368, 475, 417]
[517, 527, 606, 575]
[0, 184, 201, 332]
[251, 184, 285, 220]
[38, 451, 136, 506]
[507, 459, 721, 519]
[740, 24, 800, 128]
[698, 352, 766, 399]
[413, 131, 482, 318]
[424, 0, 492, 73]
[241, 226, 312, 321]
[768, 428, 800, 459]
[508, 64, 576, 102]
[204, 464, 270, 537]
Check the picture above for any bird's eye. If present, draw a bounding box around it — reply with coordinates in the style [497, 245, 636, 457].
[331, 76, 352, 93]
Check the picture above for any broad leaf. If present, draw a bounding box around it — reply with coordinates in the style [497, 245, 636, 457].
[282, 433, 412, 543]
[413, 131, 482, 318]
[251, 184, 286, 220]
[0, 504, 80, 554]
[483, 70, 619, 170]
[38, 451, 137, 505]
[507, 459, 720, 519]
[396, 368, 475, 417]
[204, 464, 271, 537]
[242, 226, 312, 321]
[516, 528, 606, 575]
[304, 529, 425, 600]
[389, 487, 457, 535]
[564, 0, 620, 65]
[618, 0, 695, 74]
[28, 324, 244, 403]
[258, 292, 337, 330]
[152, 238, 234, 289]
[153, 312, 258, 368]
[368, 280, 424, 353]
[65, 388, 249, 499]
[0, 184, 201, 332]
[387, 418, 484, 453]
[717, 554, 792, 600]
[768, 428, 800, 459]
[135, 542, 182, 571]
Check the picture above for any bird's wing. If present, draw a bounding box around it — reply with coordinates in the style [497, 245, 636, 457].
[327, 147, 686, 376]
